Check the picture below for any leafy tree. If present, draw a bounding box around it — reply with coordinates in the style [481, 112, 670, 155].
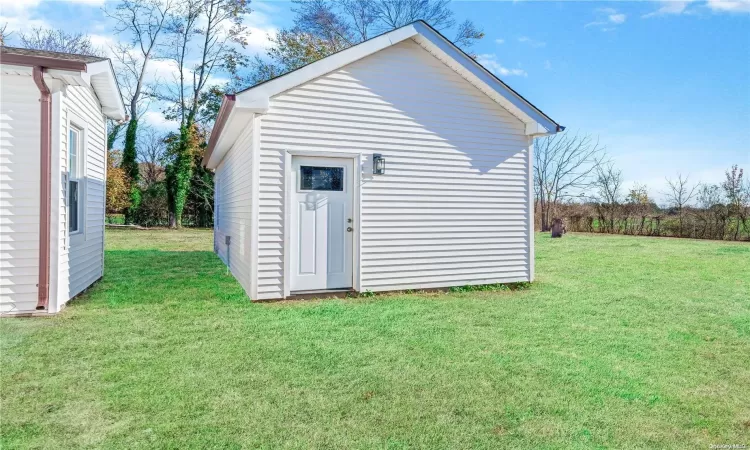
[722, 165, 748, 240]
[106, 0, 175, 223]
[161, 0, 251, 227]
[106, 149, 132, 213]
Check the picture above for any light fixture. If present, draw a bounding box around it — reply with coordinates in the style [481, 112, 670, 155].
[373, 153, 385, 175]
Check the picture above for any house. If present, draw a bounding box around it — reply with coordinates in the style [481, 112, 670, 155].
[0, 47, 127, 315]
[203, 21, 563, 301]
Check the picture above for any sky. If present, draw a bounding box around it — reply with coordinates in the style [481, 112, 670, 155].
[2, 0, 748, 202]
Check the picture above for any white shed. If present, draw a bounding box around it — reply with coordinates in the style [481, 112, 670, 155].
[1, 47, 127, 315]
[203, 21, 562, 301]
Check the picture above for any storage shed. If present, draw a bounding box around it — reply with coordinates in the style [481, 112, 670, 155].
[203, 21, 562, 301]
[1, 47, 127, 315]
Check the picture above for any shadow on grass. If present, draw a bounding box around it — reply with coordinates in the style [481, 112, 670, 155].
[79, 250, 249, 308]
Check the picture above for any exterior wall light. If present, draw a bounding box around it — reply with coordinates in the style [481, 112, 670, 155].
[373, 153, 385, 175]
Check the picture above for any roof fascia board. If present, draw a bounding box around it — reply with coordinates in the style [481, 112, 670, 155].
[87, 60, 128, 120]
[410, 22, 559, 134]
[0, 53, 87, 71]
[236, 24, 419, 105]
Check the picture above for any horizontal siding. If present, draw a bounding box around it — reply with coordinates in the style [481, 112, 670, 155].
[258, 39, 531, 299]
[65, 85, 106, 300]
[0, 75, 41, 313]
[214, 125, 254, 298]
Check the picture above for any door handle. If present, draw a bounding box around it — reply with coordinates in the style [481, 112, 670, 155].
[347, 227, 353, 232]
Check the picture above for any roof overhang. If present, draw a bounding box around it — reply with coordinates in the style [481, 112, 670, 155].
[0, 53, 127, 121]
[204, 20, 563, 168]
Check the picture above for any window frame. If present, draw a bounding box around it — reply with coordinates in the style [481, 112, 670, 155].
[297, 165, 346, 192]
[68, 123, 84, 235]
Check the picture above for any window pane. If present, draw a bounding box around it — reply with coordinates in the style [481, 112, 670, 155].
[69, 129, 78, 179]
[69, 180, 78, 233]
[300, 166, 343, 191]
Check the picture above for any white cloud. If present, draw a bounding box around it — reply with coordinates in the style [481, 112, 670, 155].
[544, 60, 552, 70]
[643, 0, 749, 17]
[495, 38, 505, 44]
[141, 110, 178, 131]
[477, 54, 527, 77]
[609, 13, 627, 24]
[706, 0, 750, 12]
[586, 8, 627, 30]
[642, 1, 692, 18]
[518, 36, 546, 48]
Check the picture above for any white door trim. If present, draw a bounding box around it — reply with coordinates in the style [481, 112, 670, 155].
[283, 150, 362, 298]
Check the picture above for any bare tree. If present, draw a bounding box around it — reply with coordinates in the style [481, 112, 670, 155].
[161, 0, 251, 228]
[253, 0, 483, 81]
[105, 0, 174, 223]
[593, 162, 623, 233]
[0, 23, 10, 46]
[18, 28, 100, 55]
[137, 127, 168, 187]
[534, 132, 607, 231]
[663, 173, 697, 237]
[722, 165, 748, 240]
[106, 0, 175, 122]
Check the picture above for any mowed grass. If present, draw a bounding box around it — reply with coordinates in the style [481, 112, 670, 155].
[1, 229, 749, 449]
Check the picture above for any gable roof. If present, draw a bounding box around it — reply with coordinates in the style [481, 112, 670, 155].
[1, 46, 108, 64]
[1, 46, 127, 121]
[204, 20, 563, 168]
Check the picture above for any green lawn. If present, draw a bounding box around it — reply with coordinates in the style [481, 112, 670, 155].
[1, 230, 749, 449]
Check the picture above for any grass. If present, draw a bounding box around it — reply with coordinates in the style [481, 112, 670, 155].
[1, 229, 749, 449]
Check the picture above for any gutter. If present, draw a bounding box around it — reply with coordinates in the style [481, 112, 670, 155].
[202, 94, 236, 167]
[32, 67, 52, 311]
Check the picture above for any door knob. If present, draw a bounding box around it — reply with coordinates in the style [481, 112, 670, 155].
[347, 227, 353, 232]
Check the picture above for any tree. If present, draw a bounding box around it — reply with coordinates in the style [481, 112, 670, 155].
[106, 0, 175, 223]
[251, 0, 483, 82]
[18, 28, 99, 55]
[106, 149, 132, 214]
[593, 162, 623, 233]
[533, 132, 606, 231]
[722, 165, 748, 240]
[0, 23, 10, 46]
[161, 0, 251, 227]
[663, 173, 697, 237]
[137, 127, 168, 187]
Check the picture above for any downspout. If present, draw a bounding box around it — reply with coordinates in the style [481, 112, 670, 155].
[32, 66, 52, 311]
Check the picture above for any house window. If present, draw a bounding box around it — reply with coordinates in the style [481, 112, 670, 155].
[299, 166, 343, 191]
[68, 126, 82, 233]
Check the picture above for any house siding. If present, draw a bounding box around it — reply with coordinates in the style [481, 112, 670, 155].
[256, 39, 532, 299]
[214, 124, 255, 298]
[0, 74, 41, 313]
[61, 85, 107, 305]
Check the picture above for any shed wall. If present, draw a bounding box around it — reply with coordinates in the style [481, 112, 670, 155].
[0, 74, 41, 313]
[214, 124, 255, 298]
[257, 39, 532, 299]
[58, 84, 107, 308]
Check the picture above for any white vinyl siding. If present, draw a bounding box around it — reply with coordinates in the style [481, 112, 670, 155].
[59, 85, 107, 305]
[257, 39, 532, 298]
[0, 75, 42, 313]
[214, 124, 255, 298]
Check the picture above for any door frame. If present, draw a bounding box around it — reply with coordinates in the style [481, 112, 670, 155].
[282, 150, 362, 298]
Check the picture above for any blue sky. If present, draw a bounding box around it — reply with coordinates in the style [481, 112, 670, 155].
[2, 0, 748, 201]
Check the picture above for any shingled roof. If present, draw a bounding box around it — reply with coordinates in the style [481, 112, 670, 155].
[0, 46, 108, 64]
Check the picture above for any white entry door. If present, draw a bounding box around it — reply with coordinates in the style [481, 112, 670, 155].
[290, 156, 354, 292]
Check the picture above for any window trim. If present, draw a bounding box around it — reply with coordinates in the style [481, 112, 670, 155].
[67, 122, 84, 236]
[297, 165, 346, 192]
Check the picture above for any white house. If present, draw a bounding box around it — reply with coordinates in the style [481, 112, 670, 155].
[203, 21, 563, 301]
[0, 47, 127, 315]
